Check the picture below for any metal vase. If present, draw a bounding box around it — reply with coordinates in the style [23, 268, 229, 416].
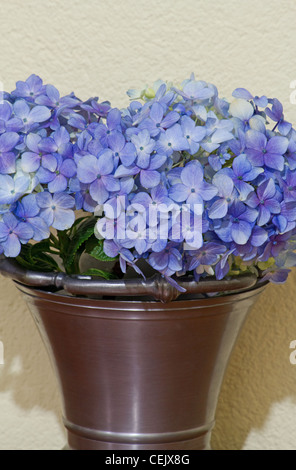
[15, 280, 266, 450]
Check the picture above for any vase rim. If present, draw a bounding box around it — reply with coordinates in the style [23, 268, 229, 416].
[0, 258, 265, 303]
[16, 279, 268, 315]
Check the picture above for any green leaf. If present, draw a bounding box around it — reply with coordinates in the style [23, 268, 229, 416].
[64, 217, 97, 272]
[16, 243, 60, 272]
[86, 239, 118, 262]
[81, 268, 117, 280]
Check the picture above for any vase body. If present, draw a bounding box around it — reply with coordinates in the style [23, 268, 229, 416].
[17, 283, 265, 450]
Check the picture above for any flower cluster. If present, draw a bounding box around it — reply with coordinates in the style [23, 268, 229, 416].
[1, 73, 296, 288]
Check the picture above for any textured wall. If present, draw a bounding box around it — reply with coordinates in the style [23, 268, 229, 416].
[0, 0, 296, 450]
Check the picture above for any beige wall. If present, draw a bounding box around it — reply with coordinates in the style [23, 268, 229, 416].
[0, 0, 296, 450]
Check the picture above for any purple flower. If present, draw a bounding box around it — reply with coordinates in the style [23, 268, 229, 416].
[208, 147, 232, 171]
[260, 268, 290, 284]
[131, 184, 173, 223]
[201, 118, 234, 153]
[94, 108, 122, 147]
[208, 174, 237, 219]
[36, 192, 75, 230]
[0, 132, 20, 174]
[124, 214, 149, 255]
[180, 115, 206, 154]
[285, 138, 296, 170]
[0, 174, 30, 204]
[130, 129, 155, 169]
[108, 131, 136, 167]
[279, 169, 296, 202]
[77, 150, 119, 204]
[0, 212, 34, 257]
[21, 133, 60, 174]
[103, 239, 143, 276]
[272, 201, 296, 233]
[229, 98, 254, 126]
[70, 179, 98, 213]
[37, 154, 76, 193]
[11, 74, 45, 101]
[139, 102, 180, 137]
[115, 153, 167, 189]
[35, 84, 79, 111]
[173, 79, 214, 102]
[169, 160, 218, 207]
[265, 98, 292, 136]
[149, 242, 183, 276]
[215, 200, 258, 245]
[67, 113, 88, 131]
[215, 249, 234, 280]
[13, 99, 51, 132]
[14, 194, 50, 241]
[258, 231, 292, 261]
[245, 129, 289, 171]
[37, 126, 72, 157]
[0, 101, 23, 134]
[155, 124, 189, 156]
[221, 154, 263, 200]
[245, 178, 281, 225]
[81, 99, 111, 118]
[187, 242, 226, 270]
[232, 88, 268, 108]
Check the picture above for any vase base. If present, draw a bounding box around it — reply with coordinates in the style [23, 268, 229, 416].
[66, 429, 211, 450]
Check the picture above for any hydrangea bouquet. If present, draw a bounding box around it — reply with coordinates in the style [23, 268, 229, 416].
[0, 73, 296, 291]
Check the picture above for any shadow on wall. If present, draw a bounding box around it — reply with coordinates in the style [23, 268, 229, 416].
[0, 278, 64, 439]
[211, 269, 296, 450]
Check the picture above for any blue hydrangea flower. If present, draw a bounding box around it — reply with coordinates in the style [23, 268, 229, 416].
[279, 169, 296, 202]
[0, 132, 20, 174]
[14, 194, 50, 241]
[265, 98, 292, 136]
[13, 99, 51, 132]
[187, 242, 226, 271]
[0, 174, 30, 205]
[220, 153, 264, 200]
[245, 178, 281, 225]
[148, 242, 183, 276]
[77, 150, 119, 204]
[208, 174, 237, 219]
[36, 191, 75, 231]
[285, 138, 296, 170]
[0, 212, 34, 257]
[0, 101, 23, 134]
[115, 152, 167, 189]
[94, 108, 122, 147]
[21, 133, 60, 174]
[156, 124, 189, 156]
[38, 154, 76, 193]
[232, 88, 268, 108]
[35, 84, 79, 112]
[169, 160, 217, 207]
[245, 129, 289, 171]
[103, 239, 143, 275]
[11, 74, 45, 100]
[180, 115, 206, 154]
[139, 102, 180, 137]
[130, 129, 155, 169]
[215, 200, 258, 245]
[1, 73, 296, 286]
[108, 131, 137, 167]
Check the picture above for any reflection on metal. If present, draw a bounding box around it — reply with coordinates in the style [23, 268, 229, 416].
[0, 258, 260, 303]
